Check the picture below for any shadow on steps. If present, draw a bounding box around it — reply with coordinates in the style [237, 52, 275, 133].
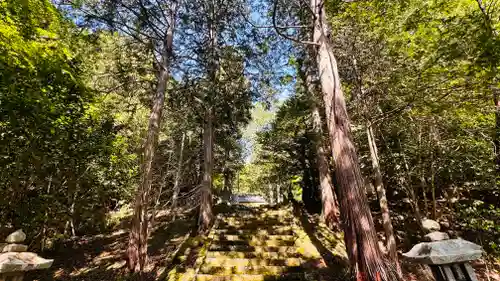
[292, 203, 350, 280]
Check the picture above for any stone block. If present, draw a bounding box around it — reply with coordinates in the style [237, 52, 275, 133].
[0, 252, 53, 273]
[5, 230, 26, 244]
[403, 239, 483, 265]
[1, 244, 28, 253]
[424, 231, 449, 242]
[422, 219, 441, 232]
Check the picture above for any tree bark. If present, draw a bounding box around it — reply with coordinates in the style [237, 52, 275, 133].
[127, 3, 176, 273]
[173, 133, 186, 204]
[199, 109, 214, 232]
[308, 88, 340, 229]
[431, 154, 437, 220]
[171, 132, 186, 218]
[418, 126, 429, 214]
[300, 53, 340, 229]
[311, 0, 399, 280]
[496, 93, 500, 179]
[221, 148, 233, 201]
[399, 139, 425, 233]
[366, 123, 401, 276]
[312, 104, 340, 229]
[198, 0, 218, 232]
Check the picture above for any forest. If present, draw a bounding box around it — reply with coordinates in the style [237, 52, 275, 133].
[0, 0, 499, 280]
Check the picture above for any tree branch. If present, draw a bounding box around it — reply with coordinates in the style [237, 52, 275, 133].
[239, 5, 311, 29]
[299, 0, 316, 17]
[151, 0, 171, 26]
[272, 0, 319, 46]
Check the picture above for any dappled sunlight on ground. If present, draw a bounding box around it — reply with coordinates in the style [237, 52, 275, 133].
[27, 211, 194, 281]
[26, 202, 498, 281]
[168, 203, 349, 281]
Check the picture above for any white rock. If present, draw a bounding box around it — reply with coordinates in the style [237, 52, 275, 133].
[422, 219, 441, 232]
[5, 230, 26, 243]
[403, 239, 482, 265]
[0, 252, 53, 273]
[424, 231, 450, 242]
[440, 220, 450, 229]
[1, 244, 28, 252]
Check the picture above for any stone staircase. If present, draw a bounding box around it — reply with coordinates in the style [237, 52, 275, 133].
[170, 204, 329, 281]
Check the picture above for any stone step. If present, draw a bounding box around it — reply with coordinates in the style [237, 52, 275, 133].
[220, 216, 292, 221]
[217, 222, 294, 228]
[209, 245, 298, 252]
[196, 273, 319, 281]
[203, 257, 313, 267]
[205, 251, 304, 259]
[215, 228, 294, 236]
[221, 217, 293, 222]
[220, 217, 290, 221]
[213, 234, 295, 241]
[217, 223, 293, 230]
[195, 274, 267, 281]
[212, 238, 295, 247]
[199, 265, 303, 275]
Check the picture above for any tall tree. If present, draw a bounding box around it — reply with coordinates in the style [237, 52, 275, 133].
[177, 0, 254, 231]
[333, 20, 401, 273]
[299, 56, 340, 229]
[366, 123, 400, 275]
[198, 0, 219, 232]
[70, 0, 182, 271]
[128, 1, 178, 272]
[308, 0, 400, 280]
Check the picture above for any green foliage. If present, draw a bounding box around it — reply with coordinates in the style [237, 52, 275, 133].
[327, 0, 499, 256]
[458, 200, 500, 254]
[0, 0, 138, 245]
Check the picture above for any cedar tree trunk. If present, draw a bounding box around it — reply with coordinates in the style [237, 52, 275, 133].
[303, 58, 340, 229]
[366, 123, 401, 276]
[311, 0, 400, 280]
[127, 3, 176, 272]
[172, 132, 186, 216]
[199, 108, 214, 232]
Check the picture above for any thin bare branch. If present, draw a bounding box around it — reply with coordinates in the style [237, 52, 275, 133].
[239, 4, 311, 29]
[299, 0, 316, 17]
[272, 0, 319, 46]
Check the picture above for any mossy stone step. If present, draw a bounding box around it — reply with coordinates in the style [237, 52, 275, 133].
[199, 265, 303, 275]
[195, 274, 267, 281]
[203, 257, 314, 267]
[214, 234, 295, 241]
[205, 251, 304, 259]
[215, 228, 294, 236]
[212, 238, 295, 247]
[221, 216, 291, 221]
[196, 273, 321, 281]
[222, 213, 291, 218]
[209, 244, 299, 252]
[217, 223, 292, 230]
[221, 217, 293, 222]
[187, 205, 327, 281]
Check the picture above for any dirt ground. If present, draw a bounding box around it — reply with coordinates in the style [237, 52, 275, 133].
[25, 203, 500, 281]
[297, 204, 500, 281]
[27, 210, 195, 281]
